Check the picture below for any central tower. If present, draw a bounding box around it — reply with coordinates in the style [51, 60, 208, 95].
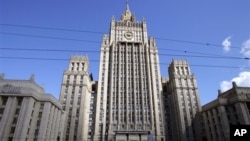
[93, 3, 165, 141]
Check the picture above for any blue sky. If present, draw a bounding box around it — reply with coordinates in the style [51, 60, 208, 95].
[1, 0, 250, 105]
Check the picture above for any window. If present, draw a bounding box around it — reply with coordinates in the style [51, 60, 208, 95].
[17, 98, 22, 106]
[12, 118, 17, 124]
[79, 86, 82, 93]
[0, 108, 4, 114]
[34, 129, 39, 136]
[38, 112, 42, 118]
[40, 103, 44, 109]
[71, 63, 75, 70]
[2, 97, 8, 105]
[81, 63, 84, 71]
[36, 120, 40, 126]
[15, 109, 20, 115]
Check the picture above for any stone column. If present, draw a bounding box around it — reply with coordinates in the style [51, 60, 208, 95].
[14, 97, 35, 141]
[38, 102, 51, 141]
[0, 97, 17, 141]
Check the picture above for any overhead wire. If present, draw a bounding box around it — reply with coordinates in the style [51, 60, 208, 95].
[1, 23, 249, 69]
[1, 30, 243, 59]
[0, 47, 98, 53]
[0, 23, 104, 34]
[1, 56, 248, 69]
[0, 23, 243, 49]
[1, 23, 247, 63]
[0, 30, 247, 60]
[155, 37, 241, 49]
[158, 48, 226, 57]
[0, 47, 249, 60]
[0, 32, 100, 43]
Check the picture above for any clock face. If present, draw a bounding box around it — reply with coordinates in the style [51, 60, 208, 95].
[124, 31, 133, 40]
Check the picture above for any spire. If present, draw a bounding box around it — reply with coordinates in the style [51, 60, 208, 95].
[126, 0, 130, 12]
[121, 1, 135, 22]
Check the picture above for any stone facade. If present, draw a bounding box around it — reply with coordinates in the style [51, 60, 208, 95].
[93, 3, 165, 141]
[163, 60, 202, 141]
[2, 3, 250, 141]
[59, 56, 97, 141]
[0, 74, 64, 141]
[200, 82, 250, 141]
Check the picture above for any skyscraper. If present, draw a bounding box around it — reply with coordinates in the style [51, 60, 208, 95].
[59, 56, 96, 141]
[165, 60, 201, 141]
[93, 3, 165, 141]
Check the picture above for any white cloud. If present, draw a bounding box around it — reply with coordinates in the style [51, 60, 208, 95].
[220, 71, 250, 92]
[222, 36, 231, 52]
[240, 38, 250, 59]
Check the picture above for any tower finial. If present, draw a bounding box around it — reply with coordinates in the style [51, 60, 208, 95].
[126, 0, 130, 12]
[121, 0, 135, 22]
